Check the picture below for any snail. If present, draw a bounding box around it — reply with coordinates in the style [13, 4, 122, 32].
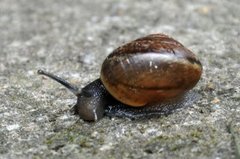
[38, 33, 202, 121]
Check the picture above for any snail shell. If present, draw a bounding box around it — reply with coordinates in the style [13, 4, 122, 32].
[101, 34, 202, 107]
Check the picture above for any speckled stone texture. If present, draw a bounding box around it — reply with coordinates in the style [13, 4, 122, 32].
[0, 0, 239, 159]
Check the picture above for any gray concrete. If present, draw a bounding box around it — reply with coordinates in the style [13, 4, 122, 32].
[0, 0, 240, 158]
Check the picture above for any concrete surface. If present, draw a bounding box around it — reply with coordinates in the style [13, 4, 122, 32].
[0, 0, 240, 158]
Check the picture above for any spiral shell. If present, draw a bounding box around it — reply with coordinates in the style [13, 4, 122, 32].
[101, 34, 202, 106]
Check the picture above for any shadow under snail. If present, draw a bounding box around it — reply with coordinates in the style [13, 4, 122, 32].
[38, 33, 202, 121]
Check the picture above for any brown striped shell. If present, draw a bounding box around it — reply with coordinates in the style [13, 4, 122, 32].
[100, 34, 202, 107]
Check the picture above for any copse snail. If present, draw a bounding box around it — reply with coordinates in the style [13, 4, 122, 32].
[38, 33, 202, 121]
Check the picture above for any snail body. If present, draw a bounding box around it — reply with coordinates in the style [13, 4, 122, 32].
[38, 33, 202, 121]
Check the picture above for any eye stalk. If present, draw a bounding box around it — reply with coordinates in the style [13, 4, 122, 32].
[37, 69, 80, 96]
